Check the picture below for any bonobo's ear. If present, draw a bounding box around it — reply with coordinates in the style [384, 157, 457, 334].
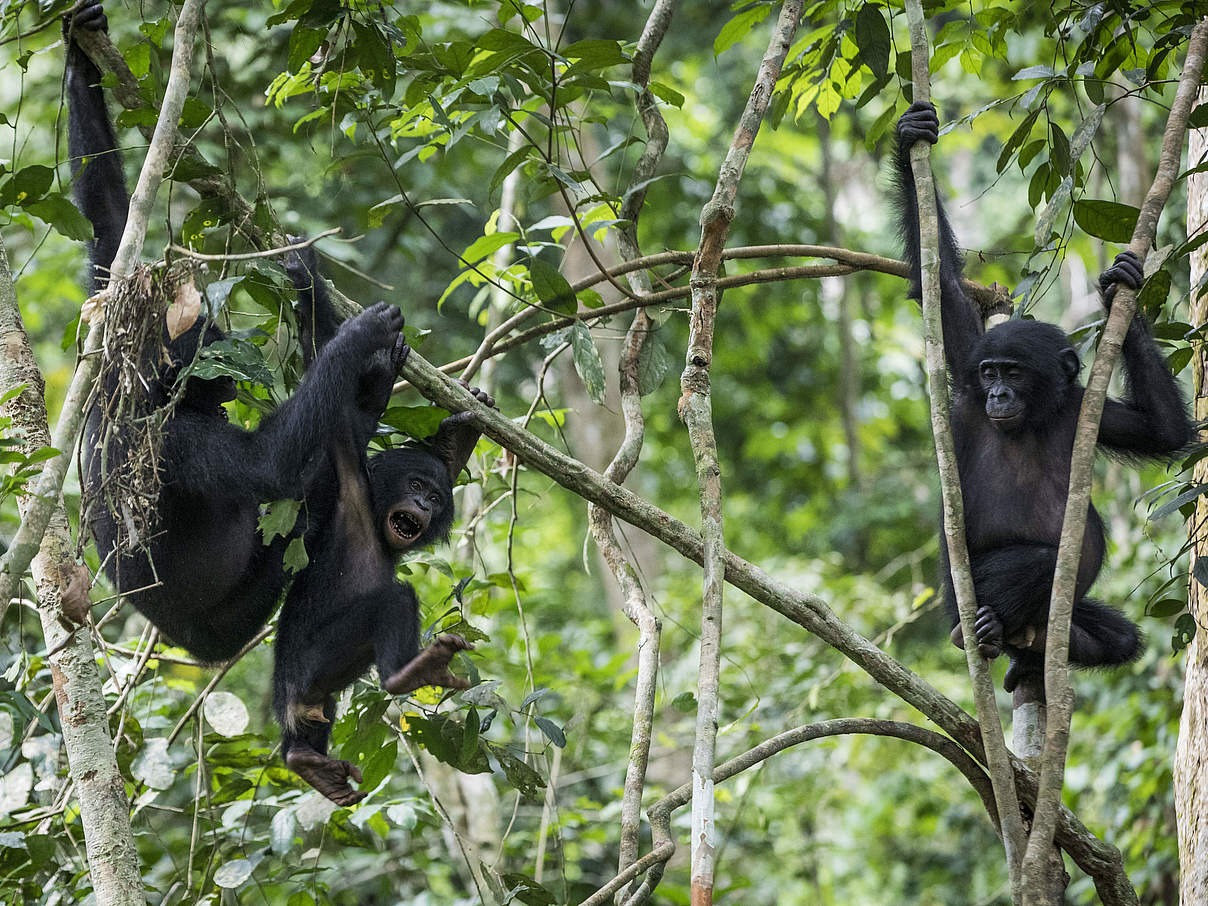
[1060, 348, 1080, 382]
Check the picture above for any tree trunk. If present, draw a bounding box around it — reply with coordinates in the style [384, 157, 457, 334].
[1176, 84, 1208, 906]
[0, 236, 144, 905]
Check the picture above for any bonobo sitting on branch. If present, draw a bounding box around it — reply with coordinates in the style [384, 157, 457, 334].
[893, 101, 1194, 691]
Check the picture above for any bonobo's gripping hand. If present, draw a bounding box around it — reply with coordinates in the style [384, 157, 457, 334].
[896, 101, 939, 149]
[1098, 250, 1144, 309]
[283, 241, 319, 289]
[332, 302, 405, 361]
[63, 0, 108, 41]
[429, 381, 496, 481]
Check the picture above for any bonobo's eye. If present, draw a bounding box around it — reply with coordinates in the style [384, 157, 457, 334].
[409, 478, 421, 492]
[980, 364, 995, 382]
[1006, 366, 1022, 382]
[429, 494, 440, 505]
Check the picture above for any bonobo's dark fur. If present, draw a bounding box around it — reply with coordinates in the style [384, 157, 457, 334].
[67, 2, 489, 805]
[273, 246, 492, 807]
[67, 3, 397, 662]
[893, 101, 1194, 691]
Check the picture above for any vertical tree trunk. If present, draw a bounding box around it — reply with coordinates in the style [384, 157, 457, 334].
[0, 237, 144, 905]
[1176, 84, 1208, 906]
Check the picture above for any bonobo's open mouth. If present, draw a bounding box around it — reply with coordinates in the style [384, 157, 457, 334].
[386, 506, 427, 548]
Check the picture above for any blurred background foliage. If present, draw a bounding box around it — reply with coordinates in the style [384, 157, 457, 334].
[0, 0, 1202, 903]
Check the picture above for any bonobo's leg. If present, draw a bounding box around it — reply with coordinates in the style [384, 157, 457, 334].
[1067, 598, 1142, 668]
[280, 699, 366, 807]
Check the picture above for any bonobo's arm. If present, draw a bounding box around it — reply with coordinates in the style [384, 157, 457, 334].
[163, 303, 406, 500]
[284, 243, 342, 369]
[893, 102, 983, 375]
[1096, 251, 1195, 457]
[64, 2, 127, 293]
[428, 383, 495, 481]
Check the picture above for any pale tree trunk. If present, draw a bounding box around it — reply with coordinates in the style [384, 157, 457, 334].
[1176, 83, 1208, 906]
[0, 236, 144, 905]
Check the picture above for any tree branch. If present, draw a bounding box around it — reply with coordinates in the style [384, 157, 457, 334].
[902, 2, 1027, 895]
[1022, 18, 1208, 902]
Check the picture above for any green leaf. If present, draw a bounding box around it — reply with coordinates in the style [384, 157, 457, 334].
[671, 691, 697, 713]
[714, 5, 771, 57]
[462, 232, 519, 265]
[258, 498, 302, 544]
[529, 258, 576, 314]
[1148, 598, 1186, 618]
[649, 81, 685, 108]
[1072, 199, 1139, 243]
[570, 322, 606, 405]
[488, 145, 533, 203]
[2, 165, 53, 204]
[380, 405, 450, 439]
[1151, 483, 1208, 521]
[288, 26, 327, 73]
[490, 744, 545, 798]
[25, 195, 93, 241]
[1049, 122, 1070, 175]
[283, 536, 309, 574]
[533, 716, 566, 748]
[854, 3, 891, 78]
[637, 331, 672, 396]
[500, 873, 558, 906]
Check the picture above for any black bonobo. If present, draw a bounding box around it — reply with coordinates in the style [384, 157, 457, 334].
[274, 246, 493, 806]
[66, 2, 408, 661]
[893, 101, 1194, 691]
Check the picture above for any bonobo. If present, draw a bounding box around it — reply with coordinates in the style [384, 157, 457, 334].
[893, 101, 1194, 691]
[67, 2, 416, 661]
[273, 246, 492, 806]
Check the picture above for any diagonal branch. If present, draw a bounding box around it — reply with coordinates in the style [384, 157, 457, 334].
[901, 1, 1027, 894]
[1022, 18, 1208, 902]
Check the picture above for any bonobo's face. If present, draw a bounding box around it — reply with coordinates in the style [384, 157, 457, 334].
[978, 358, 1028, 430]
[368, 449, 454, 553]
[968, 321, 1080, 433]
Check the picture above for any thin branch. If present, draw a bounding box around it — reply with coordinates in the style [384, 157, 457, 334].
[1022, 18, 1208, 902]
[582, 1, 677, 897]
[167, 227, 341, 261]
[578, 719, 997, 906]
[902, 1, 1026, 895]
[0, 0, 205, 619]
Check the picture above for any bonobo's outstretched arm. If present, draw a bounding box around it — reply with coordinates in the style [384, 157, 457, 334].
[893, 102, 983, 374]
[64, 2, 127, 292]
[1096, 251, 1195, 457]
[284, 243, 342, 369]
[429, 384, 495, 482]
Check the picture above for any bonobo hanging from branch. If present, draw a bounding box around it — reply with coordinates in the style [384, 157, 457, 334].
[893, 101, 1194, 692]
[274, 246, 493, 806]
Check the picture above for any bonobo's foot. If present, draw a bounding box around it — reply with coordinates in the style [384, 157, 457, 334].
[1003, 656, 1042, 694]
[64, 0, 108, 36]
[896, 101, 939, 148]
[336, 301, 405, 357]
[974, 605, 1004, 660]
[286, 745, 365, 806]
[292, 701, 329, 724]
[1098, 250, 1144, 307]
[383, 634, 473, 695]
[283, 237, 319, 288]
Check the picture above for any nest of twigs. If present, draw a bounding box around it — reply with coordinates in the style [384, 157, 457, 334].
[83, 262, 194, 556]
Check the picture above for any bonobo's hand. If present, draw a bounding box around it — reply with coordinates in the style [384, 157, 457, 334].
[283, 236, 320, 290]
[334, 301, 405, 358]
[63, 0, 108, 40]
[897, 101, 939, 148]
[439, 380, 496, 429]
[1098, 250, 1144, 310]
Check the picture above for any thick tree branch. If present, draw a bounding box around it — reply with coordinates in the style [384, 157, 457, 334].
[0, 0, 204, 624]
[1022, 18, 1208, 901]
[902, 2, 1027, 895]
